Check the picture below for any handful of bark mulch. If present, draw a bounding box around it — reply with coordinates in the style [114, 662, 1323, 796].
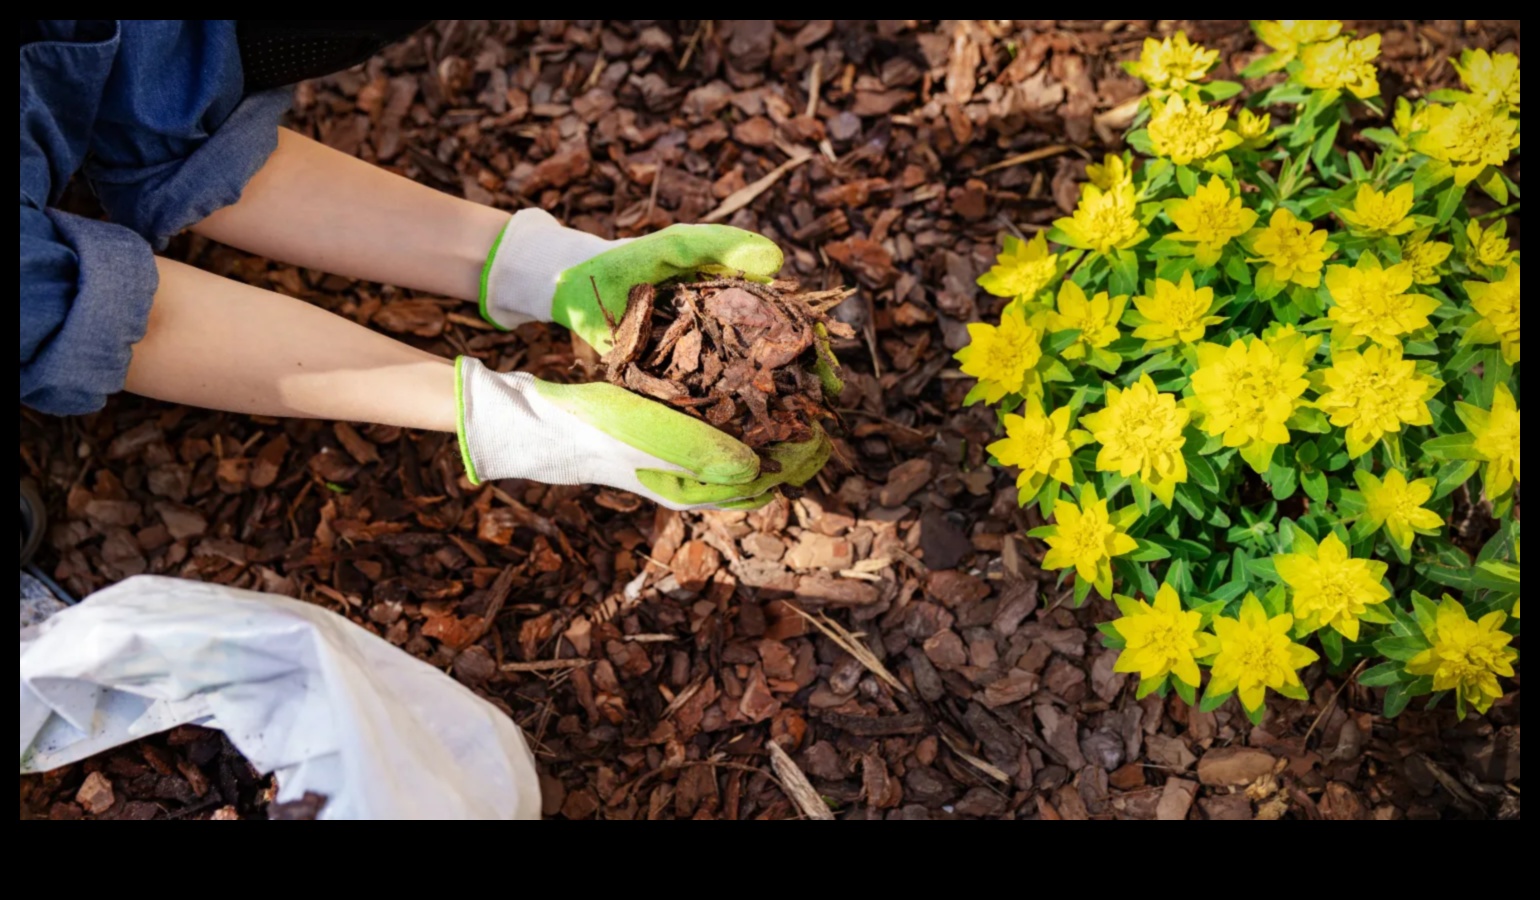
[19, 726, 326, 821]
[601, 276, 855, 467]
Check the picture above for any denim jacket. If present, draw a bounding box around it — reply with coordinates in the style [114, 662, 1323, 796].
[20, 21, 289, 415]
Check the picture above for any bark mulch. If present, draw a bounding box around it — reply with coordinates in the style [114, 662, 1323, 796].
[20, 20, 1520, 820]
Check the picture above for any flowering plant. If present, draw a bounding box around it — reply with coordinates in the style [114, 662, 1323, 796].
[963, 22, 1521, 723]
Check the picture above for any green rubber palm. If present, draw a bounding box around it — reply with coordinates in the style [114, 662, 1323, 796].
[554, 224, 784, 352]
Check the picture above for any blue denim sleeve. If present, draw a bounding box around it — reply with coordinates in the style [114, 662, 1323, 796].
[85, 21, 290, 248]
[19, 21, 290, 416]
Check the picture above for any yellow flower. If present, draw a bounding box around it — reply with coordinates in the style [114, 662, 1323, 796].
[1453, 48, 1521, 112]
[1112, 585, 1208, 690]
[1337, 183, 1417, 238]
[1274, 533, 1391, 641]
[1147, 95, 1243, 167]
[1394, 97, 1431, 141]
[1205, 594, 1318, 715]
[988, 402, 1079, 500]
[1086, 154, 1133, 192]
[1254, 20, 1343, 60]
[1041, 489, 1137, 599]
[1401, 229, 1453, 285]
[1045, 280, 1126, 361]
[978, 232, 1060, 300]
[1247, 208, 1336, 290]
[1132, 31, 1219, 94]
[1324, 253, 1439, 349]
[1082, 374, 1190, 506]
[1413, 101, 1520, 186]
[1169, 177, 1259, 266]
[1358, 469, 1443, 550]
[1188, 337, 1314, 473]
[1132, 271, 1223, 347]
[1298, 35, 1382, 99]
[1406, 597, 1517, 716]
[1234, 109, 1274, 149]
[1465, 218, 1515, 273]
[1456, 383, 1522, 501]
[1466, 265, 1521, 365]
[1054, 182, 1149, 257]
[955, 304, 1043, 405]
[1317, 344, 1438, 459]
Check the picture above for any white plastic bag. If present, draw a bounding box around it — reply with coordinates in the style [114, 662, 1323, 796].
[19, 575, 541, 820]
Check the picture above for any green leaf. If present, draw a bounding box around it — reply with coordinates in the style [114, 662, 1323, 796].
[1374, 636, 1430, 663]
[1201, 80, 1244, 101]
[1240, 52, 1289, 79]
[1435, 181, 1466, 225]
[1172, 678, 1198, 706]
[1130, 539, 1172, 563]
[1185, 450, 1221, 495]
[1198, 686, 1234, 714]
[1383, 682, 1414, 718]
[1302, 469, 1329, 504]
[1359, 662, 1408, 688]
[1110, 250, 1141, 297]
[1320, 628, 1345, 666]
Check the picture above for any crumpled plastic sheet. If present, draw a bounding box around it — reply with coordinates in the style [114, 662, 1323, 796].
[19, 576, 541, 820]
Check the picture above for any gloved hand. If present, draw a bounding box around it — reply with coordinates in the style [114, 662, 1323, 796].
[455, 358, 830, 511]
[479, 209, 784, 352]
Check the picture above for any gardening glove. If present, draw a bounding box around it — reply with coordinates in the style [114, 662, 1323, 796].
[478, 209, 784, 352]
[456, 358, 831, 512]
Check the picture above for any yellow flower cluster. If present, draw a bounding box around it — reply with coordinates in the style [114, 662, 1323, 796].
[1456, 383, 1521, 502]
[1323, 253, 1439, 349]
[1317, 344, 1438, 459]
[1133, 272, 1223, 348]
[977, 233, 1059, 302]
[1466, 265, 1521, 365]
[1275, 534, 1391, 641]
[954, 304, 1042, 405]
[1188, 334, 1315, 473]
[1298, 34, 1382, 99]
[1055, 183, 1148, 257]
[1407, 598, 1518, 716]
[1169, 178, 1258, 266]
[1148, 96, 1243, 167]
[1082, 375, 1190, 507]
[1247, 209, 1336, 291]
[1131, 31, 1219, 95]
[1254, 20, 1343, 62]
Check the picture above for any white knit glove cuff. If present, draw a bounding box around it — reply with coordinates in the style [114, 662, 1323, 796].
[456, 358, 703, 506]
[479, 209, 617, 329]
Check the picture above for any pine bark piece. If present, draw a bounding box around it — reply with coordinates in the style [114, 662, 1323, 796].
[606, 276, 849, 458]
[603, 283, 656, 384]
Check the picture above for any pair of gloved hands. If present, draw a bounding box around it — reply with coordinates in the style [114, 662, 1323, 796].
[459, 210, 831, 511]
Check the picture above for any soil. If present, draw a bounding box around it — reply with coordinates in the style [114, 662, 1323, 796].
[20, 20, 1520, 820]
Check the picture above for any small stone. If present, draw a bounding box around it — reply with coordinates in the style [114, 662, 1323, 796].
[784, 533, 854, 571]
[1156, 778, 1198, 821]
[1197, 747, 1277, 787]
[741, 532, 786, 561]
[76, 772, 115, 816]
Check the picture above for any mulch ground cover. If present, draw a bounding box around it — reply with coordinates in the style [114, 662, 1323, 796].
[21, 20, 1519, 820]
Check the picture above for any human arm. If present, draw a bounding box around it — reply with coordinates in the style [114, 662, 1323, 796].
[124, 256, 458, 431]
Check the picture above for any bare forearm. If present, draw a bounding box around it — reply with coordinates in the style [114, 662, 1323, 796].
[193, 128, 507, 301]
[125, 257, 457, 432]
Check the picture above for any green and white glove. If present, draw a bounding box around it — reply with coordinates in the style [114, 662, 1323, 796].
[455, 357, 830, 512]
[479, 209, 784, 351]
